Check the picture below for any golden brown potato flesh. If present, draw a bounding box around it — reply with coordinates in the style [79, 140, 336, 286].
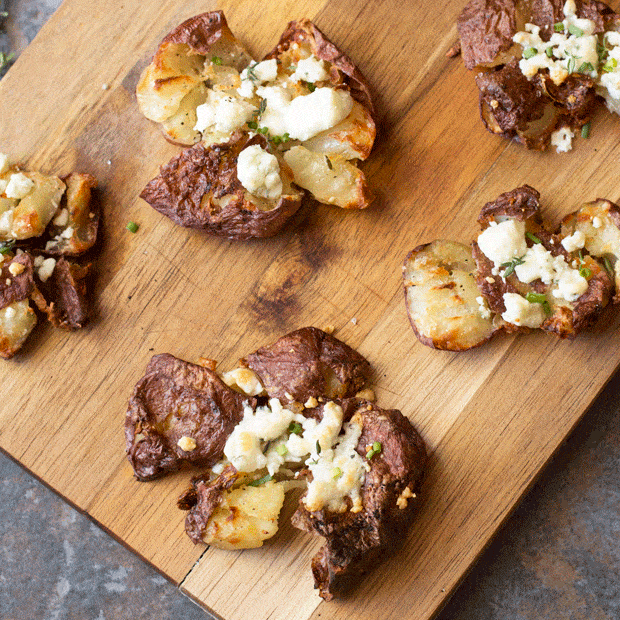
[0, 299, 37, 359]
[202, 480, 286, 549]
[561, 199, 620, 300]
[283, 146, 372, 209]
[403, 240, 498, 351]
[0, 170, 65, 241]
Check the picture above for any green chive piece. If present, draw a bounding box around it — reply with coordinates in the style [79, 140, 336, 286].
[276, 444, 288, 456]
[288, 421, 303, 435]
[211, 55, 222, 65]
[304, 81, 316, 92]
[247, 474, 273, 487]
[542, 301, 552, 316]
[525, 292, 547, 304]
[526, 232, 542, 244]
[366, 441, 382, 460]
[316, 440, 321, 454]
[603, 257, 614, 275]
[581, 122, 591, 138]
[246, 120, 258, 130]
[567, 57, 576, 74]
[0, 240, 16, 255]
[554, 22, 565, 32]
[602, 58, 618, 73]
[126, 221, 139, 233]
[568, 24, 583, 37]
[258, 98, 267, 115]
[332, 467, 343, 479]
[523, 47, 537, 60]
[546, 47, 554, 58]
[579, 267, 592, 279]
[578, 61, 594, 73]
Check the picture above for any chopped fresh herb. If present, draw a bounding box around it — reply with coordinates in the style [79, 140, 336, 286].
[288, 64, 296, 71]
[276, 444, 288, 456]
[567, 56, 576, 74]
[526, 292, 552, 315]
[602, 58, 618, 73]
[246, 63, 258, 82]
[325, 156, 333, 170]
[578, 61, 594, 73]
[257, 126, 269, 135]
[258, 97, 267, 116]
[332, 467, 343, 479]
[604, 257, 614, 275]
[568, 24, 583, 37]
[270, 132, 290, 145]
[523, 47, 537, 60]
[0, 51, 14, 71]
[316, 440, 321, 454]
[366, 440, 382, 460]
[246, 120, 258, 130]
[546, 47, 554, 58]
[288, 421, 303, 435]
[525, 232, 542, 244]
[303, 81, 316, 92]
[500, 256, 525, 278]
[554, 22, 565, 32]
[126, 221, 139, 233]
[211, 55, 222, 65]
[0, 240, 16, 255]
[247, 474, 273, 487]
[579, 266, 592, 279]
[581, 122, 591, 139]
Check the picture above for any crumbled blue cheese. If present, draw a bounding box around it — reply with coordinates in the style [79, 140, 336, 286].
[513, 0, 598, 85]
[5, 173, 34, 199]
[290, 56, 329, 83]
[237, 59, 279, 99]
[222, 399, 367, 513]
[256, 85, 354, 141]
[194, 90, 255, 135]
[477, 220, 527, 267]
[561, 230, 586, 252]
[236, 145, 283, 200]
[478, 219, 588, 302]
[551, 127, 575, 153]
[502, 293, 546, 327]
[598, 31, 620, 114]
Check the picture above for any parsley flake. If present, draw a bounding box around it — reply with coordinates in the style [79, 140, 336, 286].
[581, 122, 591, 139]
[523, 47, 537, 60]
[0, 240, 16, 255]
[546, 47, 554, 58]
[602, 58, 618, 73]
[568, 24, 583, 37]
[211, 55, 222, 65]
[288, 421, 303, 435]
[366, 441, 382, 460]
[525, 232, 542, 244]
[554, 22, 565, 33]
[525, 292, 552, 315]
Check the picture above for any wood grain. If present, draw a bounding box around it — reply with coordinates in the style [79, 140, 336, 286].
[1, 0, 619, 618]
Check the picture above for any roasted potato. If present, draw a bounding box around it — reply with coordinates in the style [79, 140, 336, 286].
[140, 132, 303, 239]
[560, 199, 620, 300]
[403, 240, 499, 351]
[457, 0, 620, 150]
[125, 353, 256, 481]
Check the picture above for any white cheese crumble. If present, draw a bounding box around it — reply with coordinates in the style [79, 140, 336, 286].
[0, 209, 13, 235]
[502, 293, 546, 327]
[592, 216, 603, 228]
[5, 173, 34, 199]
[291, 56, 329, 83]
[551, 127, 575, 153]
[561, 230, 586, 252]
[37, 257, 57, 283]
[477, 219, 527, 266]
[0, 179, 7, 194]
[513, 1, 598, 85]
[52, 208, 69, 227]
[194, 90, 256, 135]
[476, 295, 492, 319]
[222, 399, 367, 513]
[237, 59, 278, 99]
[236, 145, 283, 200]
[598, 31, 620, 114]
[0, 153, 9, 175]
[256, 85, 354, 141]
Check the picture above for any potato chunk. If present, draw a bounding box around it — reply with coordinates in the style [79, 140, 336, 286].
[0, 299, 37, 359]
[403, 240, 498, 351]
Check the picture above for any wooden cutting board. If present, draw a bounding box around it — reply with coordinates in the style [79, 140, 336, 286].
[2, 0, 620, 618]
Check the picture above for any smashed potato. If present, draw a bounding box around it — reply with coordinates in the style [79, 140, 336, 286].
[404, 186, 620, 350]
[137, 11, 377, 239]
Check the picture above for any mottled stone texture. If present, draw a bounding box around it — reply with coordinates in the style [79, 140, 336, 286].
[2, 1, 620, 619]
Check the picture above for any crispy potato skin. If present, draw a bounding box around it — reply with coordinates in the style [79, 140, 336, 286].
[292, 400, 427, 601]
[125, 354, 255, 481]
[242, 326, 372, 402]
[140, 132, 303, 240]
[264, 19, 375, 118]
[0, 253, 35, 310]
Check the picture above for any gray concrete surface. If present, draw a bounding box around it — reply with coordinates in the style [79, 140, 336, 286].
[1, 3, 620, 619]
